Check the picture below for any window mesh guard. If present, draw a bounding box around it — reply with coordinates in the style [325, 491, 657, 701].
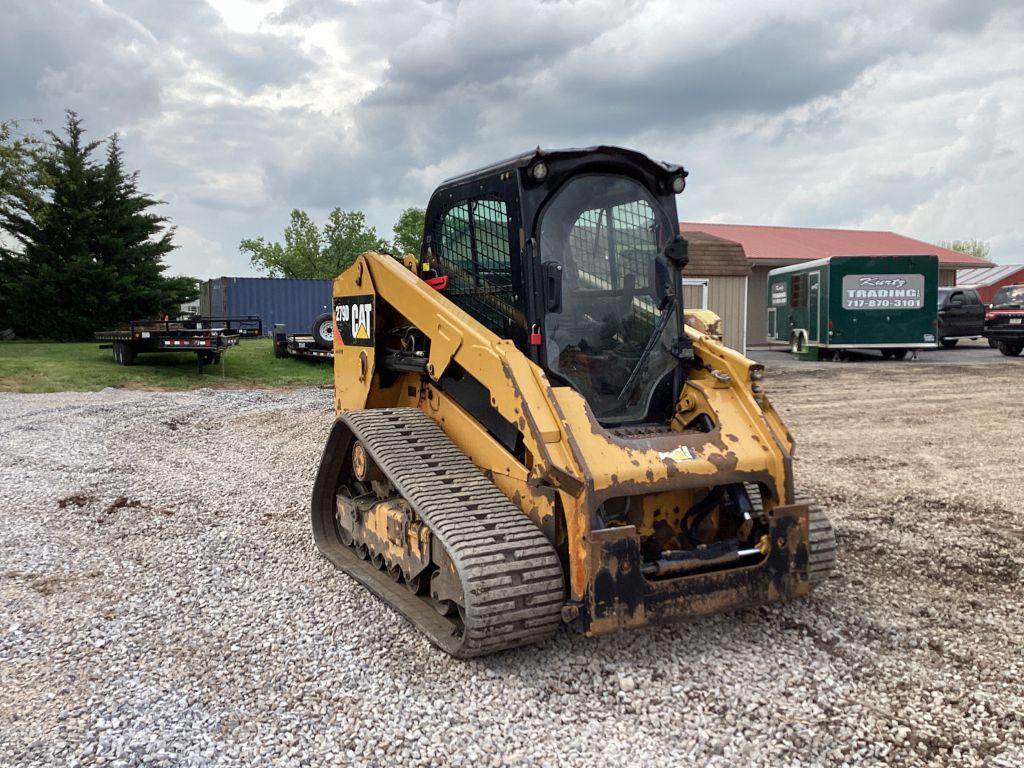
[567, 199, 661, 328]
[435, 198, 515, 335]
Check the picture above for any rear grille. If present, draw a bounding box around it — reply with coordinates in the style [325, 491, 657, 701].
[607, 425, 676, 439]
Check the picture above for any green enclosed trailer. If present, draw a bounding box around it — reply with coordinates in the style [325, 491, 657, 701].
[767, 255, 939, 358]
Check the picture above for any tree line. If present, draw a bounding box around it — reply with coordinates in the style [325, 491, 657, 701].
[240, 206, 425, 279]
[0, 113, 195, 340]
[0, 110, 429, 340]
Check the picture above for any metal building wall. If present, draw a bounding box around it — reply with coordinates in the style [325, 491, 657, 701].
[707, 275, 748, 354]
[200, 277, 333, 335]
[746, 267, 771, 346]
[682, 277, 748, 354]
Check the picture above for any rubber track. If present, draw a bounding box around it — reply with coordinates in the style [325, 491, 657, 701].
[338, 408, 565, 657]
[800, 495, 837, 587]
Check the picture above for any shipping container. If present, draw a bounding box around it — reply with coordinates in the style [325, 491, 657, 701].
[200, 277, 333, 336]
[766, 255, 939, 355]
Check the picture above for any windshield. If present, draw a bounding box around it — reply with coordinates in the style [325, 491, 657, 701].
[540, 174, 675, 424]
[992, 285, 1024, 309]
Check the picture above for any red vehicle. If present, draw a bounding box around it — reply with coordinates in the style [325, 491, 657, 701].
[984, 284, 1024, 357]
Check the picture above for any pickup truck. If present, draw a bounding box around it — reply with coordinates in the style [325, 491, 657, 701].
[984, 284, 1024, 357]
[936, 286, 986, 347]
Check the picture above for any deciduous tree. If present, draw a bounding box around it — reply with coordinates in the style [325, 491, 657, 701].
[241, 208, 389, 279]
[392, 207, 425, 257]
[938, 239, 990, 261]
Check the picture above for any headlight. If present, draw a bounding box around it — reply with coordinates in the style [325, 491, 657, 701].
[530, 162, 548, 181]
[671, 175, 686, 193]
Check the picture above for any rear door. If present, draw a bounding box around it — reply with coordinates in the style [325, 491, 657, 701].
[964, 290, 985, 335]
[834, 255, 937, 346]
[807, 271, 821, 343]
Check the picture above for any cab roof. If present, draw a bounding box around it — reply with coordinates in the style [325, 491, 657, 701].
[439, 145, 685, 188]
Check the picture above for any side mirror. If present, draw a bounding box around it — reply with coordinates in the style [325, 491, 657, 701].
[542, 261, 563, 313]
[650, 255, 673, 310]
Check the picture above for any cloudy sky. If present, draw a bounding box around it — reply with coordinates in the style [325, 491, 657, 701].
[3, 0, 1022, 277]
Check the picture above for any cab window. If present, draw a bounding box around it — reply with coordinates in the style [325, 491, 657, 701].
[434, 198, 515, 335]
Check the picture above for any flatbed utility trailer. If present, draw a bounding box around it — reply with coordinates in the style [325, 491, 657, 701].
[95, 315, 262, 366]
[272, 324, 334, 360]
[767, 255, 939, 359]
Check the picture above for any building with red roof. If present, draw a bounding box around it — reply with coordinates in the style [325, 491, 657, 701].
[679, 223, 993, 346]
[956, 264, 1024, 304]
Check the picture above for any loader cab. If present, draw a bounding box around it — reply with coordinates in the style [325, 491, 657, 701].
[423, 146, 689, 427]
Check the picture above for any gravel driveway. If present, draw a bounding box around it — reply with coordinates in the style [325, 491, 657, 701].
[1, 360, 1022, 767]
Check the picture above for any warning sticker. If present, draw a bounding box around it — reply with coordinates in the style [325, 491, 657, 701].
[657, 446, 697, 463]
[333, 295, 374, 347]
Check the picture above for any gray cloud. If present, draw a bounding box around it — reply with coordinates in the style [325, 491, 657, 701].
[107, 0, 317, 93]
[2, 0, 1021, 278]
[1, 1, 165, 132]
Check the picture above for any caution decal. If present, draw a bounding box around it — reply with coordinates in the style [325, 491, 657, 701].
[333, 295, 375, 347]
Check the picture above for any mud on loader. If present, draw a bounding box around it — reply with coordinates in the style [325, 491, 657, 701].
[311, 146, 835, 657]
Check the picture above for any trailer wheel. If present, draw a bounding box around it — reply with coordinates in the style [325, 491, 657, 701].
[987, 337, 997, 348]
[890, 349, 909, 360]
[997, 341, 1023, 357]
[198, 351, 221, 365]
[940, 338, 958, 348]
[312, 312, 334, 349]
[789, 332, 805, 354]
[113, 341, 134, 366]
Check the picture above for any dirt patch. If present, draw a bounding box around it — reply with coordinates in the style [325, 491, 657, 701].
[57, 494, 93, 508]
[105, 496, 143, 514]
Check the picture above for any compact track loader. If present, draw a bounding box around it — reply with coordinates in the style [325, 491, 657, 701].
[312, 146, 835, 657]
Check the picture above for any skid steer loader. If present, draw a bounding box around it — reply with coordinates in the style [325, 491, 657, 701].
[312, 146, 835, 657]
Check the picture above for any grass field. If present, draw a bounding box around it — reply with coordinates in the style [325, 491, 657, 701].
[0, 339, 334, 393]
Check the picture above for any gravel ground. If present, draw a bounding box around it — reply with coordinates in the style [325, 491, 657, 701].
[1, 359, 1022, 767]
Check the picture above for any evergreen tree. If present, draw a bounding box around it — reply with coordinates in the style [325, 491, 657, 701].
[94, 134, 185, 322]
[0, 112, 103, 338]
[0, 120, 47, 329]
[0, 112, 195, 339]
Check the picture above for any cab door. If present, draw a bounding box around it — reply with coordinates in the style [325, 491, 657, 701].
[964, 290, 986, 335]
[943, 290, 967, 336]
